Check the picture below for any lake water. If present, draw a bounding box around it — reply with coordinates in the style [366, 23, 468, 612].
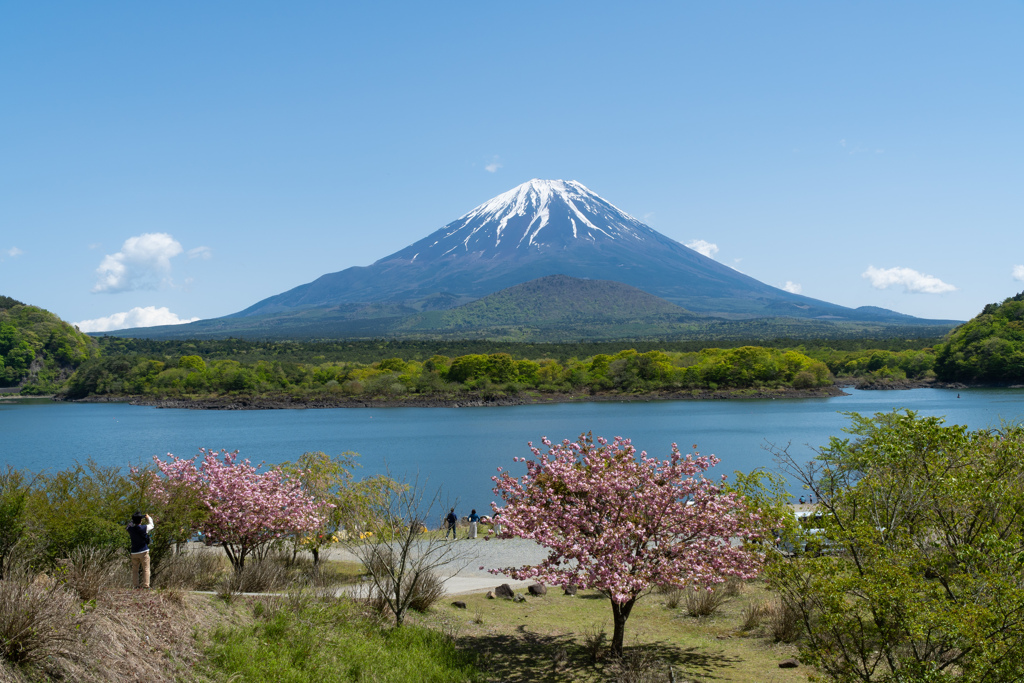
[2, 388, 1023, 510]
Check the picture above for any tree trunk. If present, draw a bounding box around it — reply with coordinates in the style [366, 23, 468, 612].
[611, 596, 637, 656]
[312, 547, 320, 566]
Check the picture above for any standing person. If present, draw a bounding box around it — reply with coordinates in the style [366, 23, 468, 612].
[445, 508, 457, 540]
[468, 509, 480, 539]
[126, 512, 155, 589]
[493, 511, 501, 536]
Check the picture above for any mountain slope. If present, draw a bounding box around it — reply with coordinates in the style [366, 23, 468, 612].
[235, 179, 905, 322]
[395, 274, 694, 331]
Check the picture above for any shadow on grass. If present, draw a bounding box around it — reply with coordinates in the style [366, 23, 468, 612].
[460, 625, 743, 682]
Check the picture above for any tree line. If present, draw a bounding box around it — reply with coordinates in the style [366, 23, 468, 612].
[65, 346, 840, 400]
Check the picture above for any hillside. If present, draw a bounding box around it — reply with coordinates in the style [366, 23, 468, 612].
[0, 296, 97, 393]
[934, 291, 1024, 383]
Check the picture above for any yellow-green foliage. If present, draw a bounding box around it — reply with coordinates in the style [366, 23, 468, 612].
[66, 344, 835, 400]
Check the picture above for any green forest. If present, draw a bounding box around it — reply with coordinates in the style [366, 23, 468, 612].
[6, 292, 1024, 402]
[935, 291, 1024, 382]
[0, 296, 96, 393]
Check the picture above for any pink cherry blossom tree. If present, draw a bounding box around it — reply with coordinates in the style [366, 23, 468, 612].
[491, 434, 765, 655]
[153, 449, 328, 571]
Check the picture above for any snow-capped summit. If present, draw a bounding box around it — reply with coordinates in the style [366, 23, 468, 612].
[232, 178, 896, 323]
[384, 179, 654, 263]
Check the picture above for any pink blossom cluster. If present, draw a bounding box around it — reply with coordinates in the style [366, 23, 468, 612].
[152, 449, 329, 567]
[491, 435, 764, 604]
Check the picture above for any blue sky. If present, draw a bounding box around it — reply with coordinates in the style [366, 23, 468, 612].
[2, 2, 1022, 330]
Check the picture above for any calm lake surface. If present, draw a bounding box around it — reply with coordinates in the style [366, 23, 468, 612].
[2, 388, 1023, 509]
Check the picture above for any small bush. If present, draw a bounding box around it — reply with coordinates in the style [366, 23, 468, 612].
[722, 576, 744, 597]
[0, 566, 81, 666]
[408, 571, 446, 612]
[153, 550, 225, 590]
[684, 587, 729, 617]
[220, 557, 293, 595]
[739, 599, 771, 631]
[581, 621, 608, 663]
[768, 598, 803, 643]
[662, 588, 684, 610]
[606, 647, 672, 683]
[63, 546, 124, 600]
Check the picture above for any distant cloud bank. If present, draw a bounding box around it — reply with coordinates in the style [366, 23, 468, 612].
[1013, 265, 1024, 282]
[74, 306, 199, 332]
[93, 233, 183, 293]
[686, 239, 719, 259]
[862, 266, 956, 294]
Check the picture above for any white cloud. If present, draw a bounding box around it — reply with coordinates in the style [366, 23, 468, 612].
[188, 246, 213, 260]
[92, 233, 183, 293]
[485, 156, 502, 173]
[6, 247, 23, 258]
[686, 239, 719, 259]
[73, 306, 200, 333]
[862, 266, 956, 294]
[782, 281, 802, 294]
[1013, 265, 1024, 282]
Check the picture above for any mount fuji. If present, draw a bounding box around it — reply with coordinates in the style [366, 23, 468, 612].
[119, 179, 956, 340]
[235, 179, 898, 320]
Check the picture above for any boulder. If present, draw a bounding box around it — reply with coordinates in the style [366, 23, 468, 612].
[486, 591, 495, 599]
[451, 601, 467, 609]
[494, 583, 515, 599]
[513, 593, 526, 603]
[563, 584, 578, 596]
[528, 583, 547, 597]
[778, 658, 799, 669]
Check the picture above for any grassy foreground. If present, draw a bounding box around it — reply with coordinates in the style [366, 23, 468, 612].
[1, 546, 811, 682]
[195, 580, 809, 683]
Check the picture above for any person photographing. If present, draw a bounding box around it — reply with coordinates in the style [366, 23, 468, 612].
[126, 512, 155, 589]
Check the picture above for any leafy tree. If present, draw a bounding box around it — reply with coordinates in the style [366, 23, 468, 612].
[772, 410, 1024, 682]
[492, 434, 764, 655]
[152, 449, 328, 571]
[278, 451, 399, 565]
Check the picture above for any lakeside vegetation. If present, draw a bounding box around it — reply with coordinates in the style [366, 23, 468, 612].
[8, 291, 1024, 404]
[4, 411, 1024, 681]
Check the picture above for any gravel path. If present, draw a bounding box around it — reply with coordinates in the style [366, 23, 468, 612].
[329, 537, 553, 596]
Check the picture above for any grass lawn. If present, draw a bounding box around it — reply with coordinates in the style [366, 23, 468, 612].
[413, 580, 809, 683]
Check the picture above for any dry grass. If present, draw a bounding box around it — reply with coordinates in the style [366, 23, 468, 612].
[739, 599, 772, 632]
[0, 566, 81, 669]
[0, 559, 231, 683]
[684, 586, 731, 618]
[154, 549, 227, 590]
[767, 598, 803, 644]
[64, 546, 128, 600]
[411, 579, 811, 683]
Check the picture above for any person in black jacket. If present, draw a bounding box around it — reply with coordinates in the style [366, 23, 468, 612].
[444, 508, 457, 540]
[126, 512, 155, 589]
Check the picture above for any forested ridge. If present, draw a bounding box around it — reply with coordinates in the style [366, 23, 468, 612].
[934, 291, 1024, 383]
[0, 297, 96, 393]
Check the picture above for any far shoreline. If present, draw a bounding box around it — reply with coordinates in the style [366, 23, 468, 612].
[65, 385, 852, 410]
